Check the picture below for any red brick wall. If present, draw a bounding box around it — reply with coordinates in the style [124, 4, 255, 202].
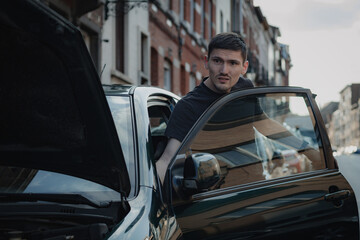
[194, 0, 201, 34]
[149, 1, 211, 95]
[149, 3, 180, 91]
[170, 0, 179, 13]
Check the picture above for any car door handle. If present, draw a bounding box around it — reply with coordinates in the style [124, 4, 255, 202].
[324, 190, 351, 202]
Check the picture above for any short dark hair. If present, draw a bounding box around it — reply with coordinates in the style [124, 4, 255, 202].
[208, 32, 247, 63]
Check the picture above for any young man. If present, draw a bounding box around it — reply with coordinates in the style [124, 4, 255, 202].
[156, 32, 251, 182]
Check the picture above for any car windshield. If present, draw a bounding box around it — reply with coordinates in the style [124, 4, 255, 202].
[0, 167, 120, 202]
[0, 95, 136, 201]
[106, 95, 136, 196]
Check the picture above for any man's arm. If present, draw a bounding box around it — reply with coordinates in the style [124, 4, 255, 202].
[156, 138, 181, 183]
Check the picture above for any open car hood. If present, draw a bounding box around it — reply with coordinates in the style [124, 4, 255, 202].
[0, 0, 130, 195]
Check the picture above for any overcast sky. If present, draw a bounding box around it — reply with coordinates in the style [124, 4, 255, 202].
[254, 0, 360, 108]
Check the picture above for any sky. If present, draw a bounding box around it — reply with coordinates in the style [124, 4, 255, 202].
[254, 0, 360, 108]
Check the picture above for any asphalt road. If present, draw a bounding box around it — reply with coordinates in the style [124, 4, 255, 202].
[335, 154, 360, 231]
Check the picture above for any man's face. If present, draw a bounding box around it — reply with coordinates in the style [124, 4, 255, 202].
[204, 48, 249, 93]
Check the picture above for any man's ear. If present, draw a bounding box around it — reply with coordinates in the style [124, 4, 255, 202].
[242, 60, 249, 75]
[204, 55, 209, 69]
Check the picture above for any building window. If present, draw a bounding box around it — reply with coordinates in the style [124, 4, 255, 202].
[141, 34, 146, 73]
[208, 0, 213, 39]
[151, 47, 159, 86]
[189, 74, 196, 91]
[220, 11, 224, 33]
[201, 0, 205, 37]
[162, 0, 170, 9]
[181, 65, 186, 95]
[190, 0, 194, 31]
[164, 60, 172, 91]
[231, 0, 241, 33]
[180, 0, 184, 21]
[116, 2, 125, 72]
[140, 32, 149, 85]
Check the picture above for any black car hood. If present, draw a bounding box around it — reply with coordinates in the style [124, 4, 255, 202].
[0, 0, 130, 195]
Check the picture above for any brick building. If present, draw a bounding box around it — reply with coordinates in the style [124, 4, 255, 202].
[148, 0, 215, 96]
[40, 0, 291, 96]
[148, 0, 289, 96]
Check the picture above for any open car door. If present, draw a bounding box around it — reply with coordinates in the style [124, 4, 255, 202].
[169, 87, 359, 240]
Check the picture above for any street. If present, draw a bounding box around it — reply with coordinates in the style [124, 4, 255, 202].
[335, 154, 360, 231]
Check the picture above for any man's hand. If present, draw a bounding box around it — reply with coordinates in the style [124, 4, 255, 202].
[156, 138, 181, 183]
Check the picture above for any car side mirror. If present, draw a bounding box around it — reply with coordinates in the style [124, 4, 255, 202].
[183, 153, 221, 195]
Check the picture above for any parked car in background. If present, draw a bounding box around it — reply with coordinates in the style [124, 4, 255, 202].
[0, 1, 358, 239]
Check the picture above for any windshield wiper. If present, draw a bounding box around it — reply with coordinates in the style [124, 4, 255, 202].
[0, 193, 111, 208]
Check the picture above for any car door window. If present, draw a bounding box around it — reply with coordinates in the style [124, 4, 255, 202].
[187, 93, 325, 189]
[149, 106, 170, 136]
[147, 95, 177, 160]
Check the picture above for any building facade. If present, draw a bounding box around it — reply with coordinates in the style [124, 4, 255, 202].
[216, 0, 231, 34]
[330, 84, 360, 150]
[148, 0, 215, 96]
[101, 1, 150, 86]
[41, 0, 104, 72]
[40, 0, 291, 96]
